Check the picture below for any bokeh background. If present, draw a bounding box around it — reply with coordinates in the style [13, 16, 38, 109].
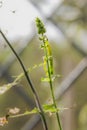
[0, 0, 87, 130]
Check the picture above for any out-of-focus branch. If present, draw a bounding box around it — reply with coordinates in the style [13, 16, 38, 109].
[48, 17, 87, 57]
[55, 57, 87, 99]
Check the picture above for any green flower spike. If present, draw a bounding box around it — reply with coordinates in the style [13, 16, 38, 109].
[35, 17, 46, 35]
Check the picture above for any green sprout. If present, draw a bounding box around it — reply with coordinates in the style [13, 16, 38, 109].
[35, 17, 62, 130]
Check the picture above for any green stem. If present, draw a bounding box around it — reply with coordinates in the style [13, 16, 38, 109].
[0, 30, 48, 130]
[43, 35, 62, 130]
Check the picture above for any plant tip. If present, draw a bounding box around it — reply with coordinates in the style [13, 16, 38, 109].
[35, 17, 46, 35]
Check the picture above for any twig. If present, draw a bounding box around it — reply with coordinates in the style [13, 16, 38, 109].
[0, 30, 48, 130]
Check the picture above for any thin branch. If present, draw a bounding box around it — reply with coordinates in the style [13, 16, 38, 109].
[0, 30, 48, 130]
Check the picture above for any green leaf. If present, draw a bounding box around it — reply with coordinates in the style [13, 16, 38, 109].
[43, 104, 59, 113]
[41, 77, 50, 82]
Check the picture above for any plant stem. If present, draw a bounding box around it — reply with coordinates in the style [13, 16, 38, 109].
[0, 30, 48, 130]
[43, 36, 62, 130]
